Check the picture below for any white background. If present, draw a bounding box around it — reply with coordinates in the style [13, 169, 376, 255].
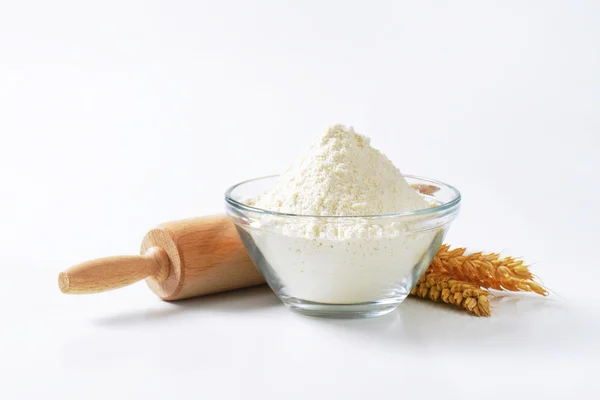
[1, 1, 599, 399]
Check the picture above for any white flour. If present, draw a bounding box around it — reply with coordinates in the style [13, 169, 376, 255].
[254, 124, 428, 217]
[246, 124, 437, 304]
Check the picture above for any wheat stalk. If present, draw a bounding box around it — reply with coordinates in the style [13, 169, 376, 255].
[411, 273, 491, 317]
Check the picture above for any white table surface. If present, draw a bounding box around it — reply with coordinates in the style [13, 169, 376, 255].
[2, 1, 599, 399]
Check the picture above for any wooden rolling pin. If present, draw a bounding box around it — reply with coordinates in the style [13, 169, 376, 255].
[58, 215, 265, 300]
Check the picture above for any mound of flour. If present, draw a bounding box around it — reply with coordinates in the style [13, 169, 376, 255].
[244, 125, 437, 304]
[254, 124, 427, 216]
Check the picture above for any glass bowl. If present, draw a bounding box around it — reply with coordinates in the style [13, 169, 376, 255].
[225, 175, 461, 318]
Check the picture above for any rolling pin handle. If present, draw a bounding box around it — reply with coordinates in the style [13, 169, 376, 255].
[58, 246, 170, 294]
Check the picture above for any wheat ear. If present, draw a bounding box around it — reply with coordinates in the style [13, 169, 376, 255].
[411, 273, 491, 317]
[429, 245, 548, 296]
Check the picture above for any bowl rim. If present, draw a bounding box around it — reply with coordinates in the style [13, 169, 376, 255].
[225, 174, 461, 219]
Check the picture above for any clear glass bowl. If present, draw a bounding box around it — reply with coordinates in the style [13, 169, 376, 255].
[225, 175, 461, 318]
